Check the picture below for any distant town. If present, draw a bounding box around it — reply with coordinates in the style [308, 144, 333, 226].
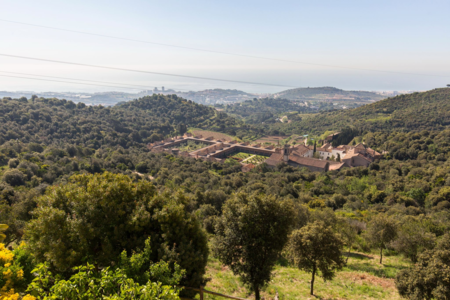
[0, 86, 416, 107]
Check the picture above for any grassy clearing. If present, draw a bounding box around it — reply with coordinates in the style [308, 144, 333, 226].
[229, 152, 253, 160]
[196, 252, 408, 300]
[298, 113, 320, 120]
[245, 155, 267, 164]
[365, 115, 392, 123]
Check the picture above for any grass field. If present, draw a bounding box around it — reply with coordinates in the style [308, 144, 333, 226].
[230, 152, 253, 160]
[244, 155, 267, 164]
[194, 251, 407, 300]
[226, 153, 268, 165]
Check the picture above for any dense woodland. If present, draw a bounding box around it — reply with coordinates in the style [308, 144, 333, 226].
[218, 98, 326, 124]
[1, 90, 450, 299]
[272, 88, 450, 135]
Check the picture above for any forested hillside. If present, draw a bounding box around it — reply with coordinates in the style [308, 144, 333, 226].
[274, 86, 385, 102]
[2, 91, 450, 299]
[219, 98, 329, 124]
[273, 88, 450, 135]
[0, 94, 242, 148]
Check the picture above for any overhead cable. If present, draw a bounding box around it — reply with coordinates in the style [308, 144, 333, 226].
[1, 19, 449, 78]
[0, 71, 190, 92]
[0, 53, 295, 88]
[0, 74, 148, 90]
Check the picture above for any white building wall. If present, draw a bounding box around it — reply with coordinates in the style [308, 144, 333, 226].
[319, 151, 333, 159]
[331, 149, 345, 159]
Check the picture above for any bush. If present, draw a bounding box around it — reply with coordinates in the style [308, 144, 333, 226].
[0, 242, 35, 299]
[396, 247, 450, 299]
[7, 158, 20, 169]
[2, 169, 25, 186]
[27, 263, 181, 300]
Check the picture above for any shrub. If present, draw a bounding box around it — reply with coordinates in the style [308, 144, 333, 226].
[2, 169, 25, 186]
[7, 158, 19, 169]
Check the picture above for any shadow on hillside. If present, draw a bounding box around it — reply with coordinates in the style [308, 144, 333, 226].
[312, 294, 343, 300]
[342, 252, 373, 260]
[345, 261, 408, 279]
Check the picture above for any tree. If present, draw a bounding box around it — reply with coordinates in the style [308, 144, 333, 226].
[337, 218, 358, 263]
[365, 214, 397, 264]
[212, 193, 295, 300]
[177, 124, 187, 135]
[25, 172, 208, 294]
[286, 221, 345, 295]
[390, 216, 436, 262]
[395, 239, 450, 300]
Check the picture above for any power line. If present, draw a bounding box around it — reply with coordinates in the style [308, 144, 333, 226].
[0, 53, 295, 88]
[1, 18, 449, 78]
[0, 71, 192, 92]
[0, 74, 152, 90]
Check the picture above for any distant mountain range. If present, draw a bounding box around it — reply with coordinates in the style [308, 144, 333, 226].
[0, 86, 402, 106]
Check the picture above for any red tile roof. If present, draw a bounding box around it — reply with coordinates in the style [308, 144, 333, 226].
[288, 155, 329, 168]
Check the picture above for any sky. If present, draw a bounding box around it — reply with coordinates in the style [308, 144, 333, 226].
[0, 0, 449, 94]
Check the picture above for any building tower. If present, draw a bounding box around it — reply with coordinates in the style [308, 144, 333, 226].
[162, 86, 165, 92]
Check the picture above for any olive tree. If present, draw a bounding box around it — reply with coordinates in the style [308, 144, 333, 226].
[286, 221, 345, 295]
[212, 193, 295, 300]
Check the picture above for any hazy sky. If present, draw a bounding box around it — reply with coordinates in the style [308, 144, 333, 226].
[1, 0, 449, 93]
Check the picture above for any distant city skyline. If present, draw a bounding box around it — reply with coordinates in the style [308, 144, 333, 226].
[1, 0, 449, 93]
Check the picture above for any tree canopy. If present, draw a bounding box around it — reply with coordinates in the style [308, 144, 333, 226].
[213, 193, 296, 300]
[25, 172, 208, 292]
[286, 221, 345, 295]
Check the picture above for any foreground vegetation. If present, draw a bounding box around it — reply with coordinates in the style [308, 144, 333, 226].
[204, 252, 407, 299]
[1, 91, 450, 299]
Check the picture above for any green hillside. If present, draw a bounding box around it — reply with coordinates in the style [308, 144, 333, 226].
[275, 88, 450, 135]
[220, 98, 321, 124]
[2, 92, 450, 300]
[274, 86, 385, 102]
[0, 94, 241, 148]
